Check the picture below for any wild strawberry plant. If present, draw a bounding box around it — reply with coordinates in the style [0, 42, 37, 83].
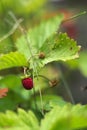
[0, 11, 87, 130]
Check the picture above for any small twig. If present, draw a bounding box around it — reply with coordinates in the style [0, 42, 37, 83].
[62, 11, 87, 24]
[0, 19, 23, 43]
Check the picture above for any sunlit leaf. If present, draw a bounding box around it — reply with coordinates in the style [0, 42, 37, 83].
[16, 14, 63, 59]
[0, 51, 27, 70]
[0, 109, 39, 130]
[16, 15, 80, 71]
[40, 104, 87, 130]
[41, 105, 71, 130]
[38, 33, 80, 67]
[1, 104, 87, 130]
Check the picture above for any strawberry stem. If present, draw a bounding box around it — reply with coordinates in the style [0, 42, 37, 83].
[8, 12, 45, 115]
[23, 67, 28, 77]
[34, 74, 51, 82]
[8, 11, 40, 113]
[27, 54, 39, 62]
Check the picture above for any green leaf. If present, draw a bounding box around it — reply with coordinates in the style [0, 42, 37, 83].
[1, 104, 87, 130]
[40, 104, 87, 130]
[71, 104, 87, 129]
[28, 14, 63, 51]
[0, 75, 33, 111]
[16, 14, 63, 59]
[31, 95, 67, 111]
[40, 105, 71, 130]
[0, 109, 39, 130]
[39, 33, 80, 67]
[18, 109, 39, 130]
[0, 90, 25, 112]
[0, 51, 27, 70]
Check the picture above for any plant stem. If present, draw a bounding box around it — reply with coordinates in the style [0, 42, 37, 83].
[9, 12, 44, 115]
[32, 70, 38, 111]
[34, 74, 51, 82]
[9, 11, 38, 110]
[27, 54, 39, 63]
[58, 66, 75, 104]
[62, 11, 86, 23]
[0, 19, 23, 43]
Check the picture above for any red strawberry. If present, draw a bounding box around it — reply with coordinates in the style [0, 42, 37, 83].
[22, 77, 33, 90]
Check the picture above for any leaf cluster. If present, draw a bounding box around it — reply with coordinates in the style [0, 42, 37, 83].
[0, 14, 80, 72]
[0, 103, 87, 130]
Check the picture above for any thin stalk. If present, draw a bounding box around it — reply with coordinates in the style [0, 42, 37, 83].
[62, 11, 86, 23]
[9, 12, 44, 115]
[32, 70, 38, 111]
[0, 19, 23, 42]
[38, 85, 44, 116]
[34, 69, 45, 116]
[34, 74, 52, 116]
[27, 54, 39, 62]
[34, 74, 51, 82]
[59, 68, 75, 104]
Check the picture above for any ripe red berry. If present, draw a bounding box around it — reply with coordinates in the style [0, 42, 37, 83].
[22, 77, 33, 90]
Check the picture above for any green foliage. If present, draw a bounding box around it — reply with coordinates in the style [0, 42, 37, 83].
[41, 105, 71, 130]
[41, 104, 87, 130]
[0, 7, 84, 130]
[39, 33, 80, 67]
[0, 90, 25, 112]
[1, 104, 87, 130]
[16, 14, 63, 59]
[0, 52, 27, 70]
[31, 95, 67, 111]
[0, 0, 46, 15]
[0, 14, 80, 72]
[0, 75, 33, 111]
[16, 14, 80, 70]
[0, 0, 46, 54]
[0, 109, 39, 130]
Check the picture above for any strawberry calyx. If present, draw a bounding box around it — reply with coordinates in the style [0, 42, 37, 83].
[49, 79, 59, 87]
